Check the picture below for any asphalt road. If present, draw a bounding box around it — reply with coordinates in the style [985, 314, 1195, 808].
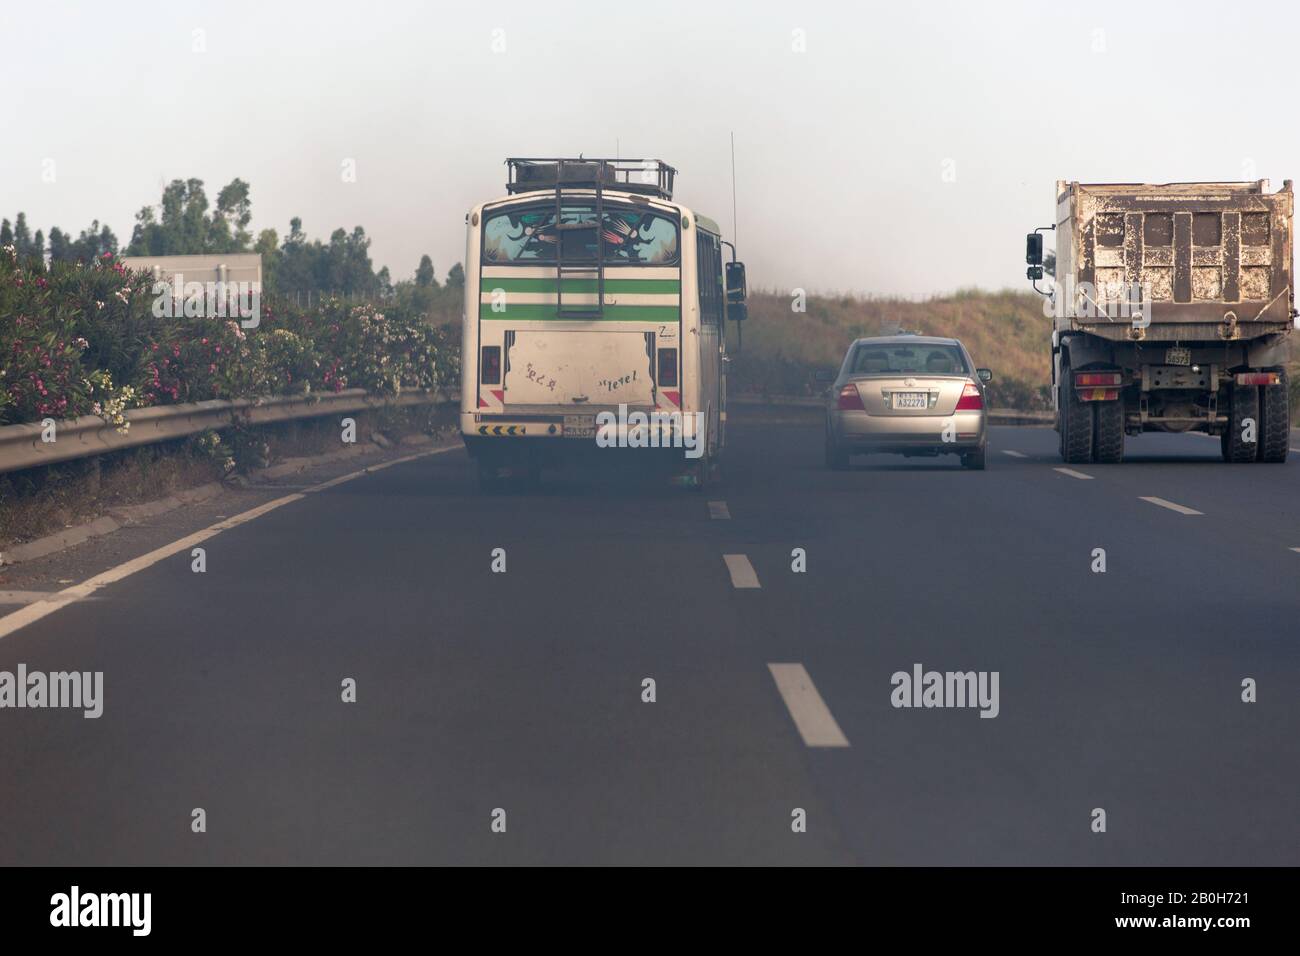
[1, 411, 1298, 865]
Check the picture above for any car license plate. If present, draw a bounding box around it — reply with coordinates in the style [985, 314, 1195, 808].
[892, 392, 928, 410]
[564, 414, 596, 438]
[1166, 347, 1191, 366]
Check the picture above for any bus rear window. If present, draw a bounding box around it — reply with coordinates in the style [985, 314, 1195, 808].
[483, 204, 679, 265]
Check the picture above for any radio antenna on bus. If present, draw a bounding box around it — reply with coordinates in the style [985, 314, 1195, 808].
[730, 131, 738, 244]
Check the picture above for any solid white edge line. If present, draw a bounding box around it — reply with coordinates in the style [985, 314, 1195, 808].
[1139, 496, 1203, 516]
[0, 445, 461, 641]
[1053, 467, 1094, 480]
[767, 663, 850, 748]
[723, 554, 760, 589]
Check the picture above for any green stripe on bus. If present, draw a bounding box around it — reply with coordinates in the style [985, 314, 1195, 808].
[479, 304, 680, 321]
[479, 277, 680, 294]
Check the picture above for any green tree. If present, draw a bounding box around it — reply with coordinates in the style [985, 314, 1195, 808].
[415, 254, 435, 287]
[254, 228, 280, 290]
[126, 177, 253, 255]
[47, 226, 71, 262]
[446, 262, 465, 290]
[13, 213, 33, 259]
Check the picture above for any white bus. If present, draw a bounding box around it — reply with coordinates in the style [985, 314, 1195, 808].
[461, 158, 748, 489]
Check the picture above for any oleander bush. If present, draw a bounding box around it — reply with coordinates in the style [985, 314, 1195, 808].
[0, 245, 452, 428]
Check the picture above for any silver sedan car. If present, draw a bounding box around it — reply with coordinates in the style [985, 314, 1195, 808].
[824, 335, 992, 470]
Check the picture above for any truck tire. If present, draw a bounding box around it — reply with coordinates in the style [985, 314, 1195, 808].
[1221, 382, 1259, 463]
[1093, 397, 1124, 464]
[1258, 368, 1290, 463]
[1060, 374, 1094, 464]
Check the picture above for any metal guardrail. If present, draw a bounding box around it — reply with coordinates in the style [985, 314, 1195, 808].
[0, 388, 448, 475]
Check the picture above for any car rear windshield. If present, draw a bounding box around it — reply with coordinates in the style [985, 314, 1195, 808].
[848, 343, 969, 375]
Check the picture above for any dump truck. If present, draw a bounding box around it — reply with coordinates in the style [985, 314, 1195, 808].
[1026, 181, 1295, 463]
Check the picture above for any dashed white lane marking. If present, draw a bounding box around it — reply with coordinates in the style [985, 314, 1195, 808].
[1053, 467, 1094, 480]
[723, 554, 761, 589]
[708, 500, 731, 520]
[0, 445, 460, 642]
[1139, 496, 1203, 516]
[1002, 450, 1028, 459]
[1289, 547, 1300, 554]
[767, 663, 850, 748]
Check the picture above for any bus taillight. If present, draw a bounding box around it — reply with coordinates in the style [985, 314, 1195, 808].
[481, 346, 501, 385]
[657, 348, 678, 387]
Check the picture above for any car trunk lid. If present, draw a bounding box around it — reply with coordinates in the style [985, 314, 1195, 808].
[849, 375, 972, 416]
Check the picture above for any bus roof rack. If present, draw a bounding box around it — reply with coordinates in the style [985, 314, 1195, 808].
[506, 157, 677, 200]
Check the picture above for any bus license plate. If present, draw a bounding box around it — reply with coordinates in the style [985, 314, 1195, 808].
[564, 415, 596, 438]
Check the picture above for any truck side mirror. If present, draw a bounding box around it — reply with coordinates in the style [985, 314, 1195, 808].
[1026, 232, 1043, 266]
[728, 301, 748, 322]
[977, 368, 993, 383]
[725, 261, 747, 303]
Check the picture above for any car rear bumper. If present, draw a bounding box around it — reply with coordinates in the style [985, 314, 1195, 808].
[829, 408, 986, 451]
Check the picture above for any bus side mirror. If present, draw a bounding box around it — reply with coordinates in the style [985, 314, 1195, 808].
[725, 261, 747, 303]
[728, 301, 748, 322]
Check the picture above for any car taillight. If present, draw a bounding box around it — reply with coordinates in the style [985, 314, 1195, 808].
[955, 383, 983, 410]
[657, 348, 678, 387]
[481, 346, 501, 385]
[837, 384, 865, 410]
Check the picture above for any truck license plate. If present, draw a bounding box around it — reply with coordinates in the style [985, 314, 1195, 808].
[1166, 347, 1191, 366]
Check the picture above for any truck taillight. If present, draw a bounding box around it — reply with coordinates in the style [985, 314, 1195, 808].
[481, 346, 501, 385]
[657, 348, 678, 387]
[1075, 371, 1122, 387]
[837, 384, 865, 410]
[1235, 371, 1281, 386]
[955, 383, 983, 410]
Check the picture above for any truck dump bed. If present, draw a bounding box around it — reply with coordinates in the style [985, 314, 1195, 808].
[1055, 180, 1294, 342]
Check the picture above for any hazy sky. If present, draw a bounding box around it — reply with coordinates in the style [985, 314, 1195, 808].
[2, 0, 1296, 296]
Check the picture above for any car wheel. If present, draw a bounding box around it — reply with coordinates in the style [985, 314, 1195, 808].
[825, 429, 849, 470]
[962, 447, 987, 470]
